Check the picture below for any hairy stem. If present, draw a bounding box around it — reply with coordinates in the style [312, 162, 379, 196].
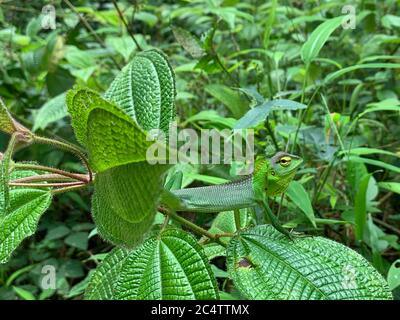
[32, 135, 93, 182]
[13, 163, 89, 183]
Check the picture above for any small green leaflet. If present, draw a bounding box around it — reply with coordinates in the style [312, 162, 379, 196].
[354, 173, 372, 241]
[115, 228, 219, 300]
[227, 225, 392, 300]
[33, 92, 67, 131]
[301, 16, 343, 64]
[378, 182, 400, 195]
[85, 247, 131, 299]
[0, 96, 17, 134]
[387, 259, 400, 291]
[286, 180, 316, 228]
[234, 99, 306, 129]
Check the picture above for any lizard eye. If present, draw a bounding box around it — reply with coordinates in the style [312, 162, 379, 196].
[279, 156, 291, 167]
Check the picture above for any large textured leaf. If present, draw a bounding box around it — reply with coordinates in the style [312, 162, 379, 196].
[227, 225, 392, 300]
[0, 169, 52, 264]
[115, 228, 219, 300]
[85, 247, 130, 299]
[104, 49, 176, 134]
[301, 16, 343, 64]
[33, 92, 67, 131]
[234, 99, 306, 129]
[94, 162, 168, 224]
[92, 191, 155, 248]
[66, 87, 154, 172]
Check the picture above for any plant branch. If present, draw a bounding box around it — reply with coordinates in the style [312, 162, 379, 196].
[158, 207, 227, 247]
[63, 0, 121, 69]
[32, 135, 93, 183]
[9, 181, 85, 188]
[13, 163, 89, 183]
[111, 0, 142, 51]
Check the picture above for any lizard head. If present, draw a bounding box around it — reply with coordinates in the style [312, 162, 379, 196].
[264, 151, 303, 196]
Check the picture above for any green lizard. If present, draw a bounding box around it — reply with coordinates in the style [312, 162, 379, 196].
[162, 151, 303, 236]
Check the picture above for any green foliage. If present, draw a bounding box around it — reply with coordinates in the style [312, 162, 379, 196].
[104, 49, 176, 134]
[0, 0, 399, 301]
[85, 247, 130, 300]
[301, 16, 344, 64]
[227, 225, 392, 300]
[0, 168, 52, 264]
[114, 229, 219, 300]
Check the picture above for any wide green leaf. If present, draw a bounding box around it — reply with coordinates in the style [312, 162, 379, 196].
[92, 191, 155, 248]
[94, 162, 168, 224]
[104, 49, 176, 134]
[227, 225, 392, 300]
[33, 92, 67, 131]
[85, 247, 130, 299]
[0, 169, 52, 264]
[301, 16, 343, 64]
[66, 87, 154, 172]
[115, 228, 219, 300]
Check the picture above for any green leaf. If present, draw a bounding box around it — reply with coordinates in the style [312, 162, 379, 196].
[205, 84, 248, 118]
[354, 173, 372, 241]
[234, 99, 306, 129]
[13, 286, 36, 300]
[325, 63, 400, 84]
[207, 210, 251, 244]
[340, 147, 400, 159]
[85, 247, 130, 300]
[378, 182, 400, 195]
[387, 259, 400, 291]
[301, 16, 343, 64]
[227, 225, 392, 300]
[115, 228, 219, 300]
[171, 26, 205, 59]
[66, 87, 154, 172]
[0, 96, 17, 134]
[286, 181, 316, 227]
[0, 170, 52, 264]
[346, 155, 400, 174]
[203, 242, 227, 260]
[33, 92, 67, 131]
[104, 49, 176, 134]
[64, 232, 89, 250]
[94, 162, 168, 224]
[92, 186, 155, 248]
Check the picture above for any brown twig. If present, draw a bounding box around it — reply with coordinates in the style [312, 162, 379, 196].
[62, 0, 121, 69]
[111, 0, 142, 51]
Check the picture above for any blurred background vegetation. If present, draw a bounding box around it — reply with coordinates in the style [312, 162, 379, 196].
[0, 0, 399, 299]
